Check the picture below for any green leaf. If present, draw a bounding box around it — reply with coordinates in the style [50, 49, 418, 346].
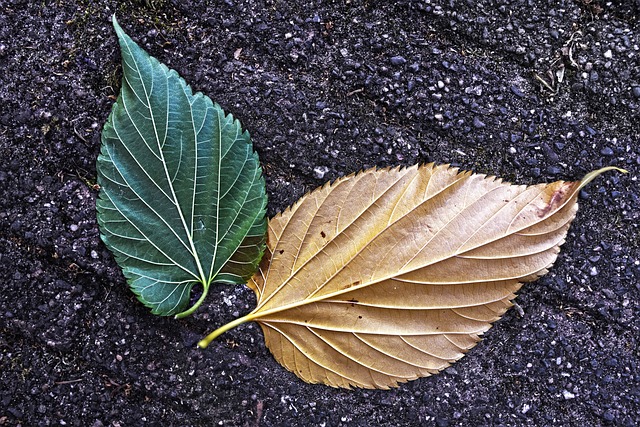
[96, 16, 267, 318]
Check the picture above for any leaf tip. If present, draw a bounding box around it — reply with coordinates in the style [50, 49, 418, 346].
[579, 166, 627, 191]
[111, 14, 133, 49]
[111, 14, 122, 34]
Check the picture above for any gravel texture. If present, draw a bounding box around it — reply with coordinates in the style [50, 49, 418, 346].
[1, 0, 639, 425]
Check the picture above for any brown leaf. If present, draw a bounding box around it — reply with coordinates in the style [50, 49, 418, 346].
[199, 164, 624, 389]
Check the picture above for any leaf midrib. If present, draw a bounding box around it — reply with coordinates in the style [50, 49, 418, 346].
[120, 30, 209, 287]
[248, 170, 577, 321]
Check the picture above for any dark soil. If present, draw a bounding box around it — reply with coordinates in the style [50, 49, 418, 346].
[1, 0, 639, 425]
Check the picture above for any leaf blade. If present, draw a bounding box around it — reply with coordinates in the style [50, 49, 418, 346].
[97, 17, 267, 317]
[210, 164, 622, 388]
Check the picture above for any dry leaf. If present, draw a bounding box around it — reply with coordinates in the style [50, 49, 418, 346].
[199, 163, 624, 389]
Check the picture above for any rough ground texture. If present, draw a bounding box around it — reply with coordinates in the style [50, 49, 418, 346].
[1, 0, 639, 425]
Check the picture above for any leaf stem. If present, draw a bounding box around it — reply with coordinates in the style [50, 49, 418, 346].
[197, 313, 254, 349]
[174, 283, 210, 319]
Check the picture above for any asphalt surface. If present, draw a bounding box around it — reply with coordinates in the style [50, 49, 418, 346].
[0, 0, 638, 425]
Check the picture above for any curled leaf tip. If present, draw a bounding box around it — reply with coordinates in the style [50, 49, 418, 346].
[579, 166, 628, 191]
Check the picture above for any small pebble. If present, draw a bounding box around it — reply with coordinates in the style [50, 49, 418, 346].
[600, 147, 614, 156]
[70, 224, 79, 232]
[510, 85, 525, 97]
[390, 56, 406, 65]
[547, 165, 562, 175]
[473, 117, 486, 128]
[562, 390, 575, 400]
[632, 86, 640, 99]
[313, 166, 329, 180]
